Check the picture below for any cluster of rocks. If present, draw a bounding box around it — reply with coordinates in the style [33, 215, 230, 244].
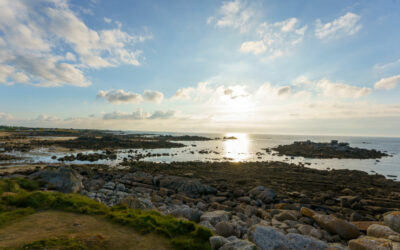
[272, 140, 389, 159]
[56, 151, 117, 162]
[25, 166, 400, 249]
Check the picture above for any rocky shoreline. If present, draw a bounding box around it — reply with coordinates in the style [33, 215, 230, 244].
[3, 161, 400, 249]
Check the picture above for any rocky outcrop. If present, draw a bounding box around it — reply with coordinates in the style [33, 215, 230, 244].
[157, 175, 217, 198]
[312, 214, 360, 240]
[384, 211, 400, 233]
[248, 186, 276, 203]
[29, 166, 83, 193]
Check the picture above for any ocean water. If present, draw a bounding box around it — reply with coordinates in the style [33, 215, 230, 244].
[4, 132, 400, 180]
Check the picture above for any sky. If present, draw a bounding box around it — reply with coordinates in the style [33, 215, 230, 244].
[0, 0, 400, 136]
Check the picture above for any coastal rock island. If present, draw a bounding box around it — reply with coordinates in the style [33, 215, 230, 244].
[272, 140, 389, 159]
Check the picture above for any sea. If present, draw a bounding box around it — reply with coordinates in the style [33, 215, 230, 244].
[4, 132, 400, 180]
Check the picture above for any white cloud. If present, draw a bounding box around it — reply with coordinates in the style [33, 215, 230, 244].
[240, 41, 266, 55]
[0, 0, 151, 87]
[97, 89, 143, 104]
[102, 109, 175, 120]
[104, 17, 112, 23]
[315, 12, 361, 39]
[143, 90, 164, 103]
[241, 18, 307, 59]
[97, 89, 165, 104]
[374, 75, 400, 90]
[373, 59, 400, 72]
[171, 81, 211, 101]
[207, 0, 253, 32]
[103, 109, 149, 120]
[295, 77, 371, 99]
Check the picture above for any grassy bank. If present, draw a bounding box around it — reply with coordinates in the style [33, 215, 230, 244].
[0, 178, 212, 250]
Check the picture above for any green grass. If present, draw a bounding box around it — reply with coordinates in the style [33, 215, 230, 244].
[0, 178, 212, 250]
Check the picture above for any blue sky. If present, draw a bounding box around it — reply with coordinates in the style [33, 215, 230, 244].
[0, 0, 400, 136]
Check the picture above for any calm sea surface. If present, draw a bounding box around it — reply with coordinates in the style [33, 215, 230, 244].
[5, 132, 400, 180]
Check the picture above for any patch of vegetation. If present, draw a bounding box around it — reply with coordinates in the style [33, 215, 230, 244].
[0, 178, 212, 250]
[16, 237, 89, 250]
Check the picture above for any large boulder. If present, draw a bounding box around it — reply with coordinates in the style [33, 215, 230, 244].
[384, 211, 400, 233]
[348, 236, 393, 250]
[210, 236, 229, 250]
[249, 225, 289, 249]
[367, 224, 399, 239]
[248, 186, 276, 203]
[158, 176, 216, 198]
[200, 210, 231, 226]
[29, 166, 83, 193]
[312, 214, 360, 240]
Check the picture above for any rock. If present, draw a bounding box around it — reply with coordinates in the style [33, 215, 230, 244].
[103, 182, 116, 190]
[170, 206, 203, 222]
[29, 166, 83, 193]
[249, 225, 289, 250]
[350, 212, 366, 221]
[389, 235, 400, 242]
[216, 221, 235, 237]
[158, 176, 217, 198]
[199, 220, 216, 232]
[348, 236, 393, 250]
[351, 221, 384, 231]
[384, 211, 400, 233]
[313, 214, 360, 240]
[367, 224, 399, 239]
[274, 203, 298, 210]
[201, 210, 231, 226]
[297, 224, 313, 235]
[248, 186, 276, 203]
[274, 210, 299, 221]
[300, 207, 316, 218]
[220, 240, 257, 250]
[121, 196, 153, 210]
[287, 233, 328, 249]
[210, 236, 229, 250]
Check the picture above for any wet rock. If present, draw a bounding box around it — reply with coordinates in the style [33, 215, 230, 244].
[201, 210, 231, 226]
[29, 166, 83, 193]
[384, 211, 400, 233]
[215, 221, 235, 237]
[348, 236, 393, 250]
[367, 224, 399, 239]
[313, 214, 360, 240]
[248, 186, 276, 203]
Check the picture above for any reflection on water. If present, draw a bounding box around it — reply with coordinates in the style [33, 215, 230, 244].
[223, 133, 250, 162]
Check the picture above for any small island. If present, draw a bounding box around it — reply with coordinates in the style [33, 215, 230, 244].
[272, 140, 389, 159]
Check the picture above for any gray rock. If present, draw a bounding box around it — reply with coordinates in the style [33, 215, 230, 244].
[210, 236, 229, 250]
[158, 175, 217, 198]
[170, 206, 203, 222]
[201, 210, 231, 226]
[216, 221, 235, 237]
[103, 181, 116, 190]
[220, 240, 257, 250]
[200, 220, 216, 232]
[384, 212, 400, 233]
[287, 233, 328, 249]
[249, 225, 289, 250]
[367, 224, 399, 239]
[248, 186, 276, 203]
[29, 166, 83, 193]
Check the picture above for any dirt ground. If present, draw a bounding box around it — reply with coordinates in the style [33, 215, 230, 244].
[0, 211, 171, 250]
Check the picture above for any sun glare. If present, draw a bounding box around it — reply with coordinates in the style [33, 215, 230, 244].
[223, 133, 250, 162]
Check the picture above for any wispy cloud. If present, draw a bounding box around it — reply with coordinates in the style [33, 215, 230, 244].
[97, 89, 164, 104]
[315, 12, 362, 39]
[207, 0, 253, 32]
[374, 75, 400, 90]
[102, 109, 175, 120]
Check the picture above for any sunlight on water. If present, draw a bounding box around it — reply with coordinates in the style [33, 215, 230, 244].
[223, 133, 250, 162]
